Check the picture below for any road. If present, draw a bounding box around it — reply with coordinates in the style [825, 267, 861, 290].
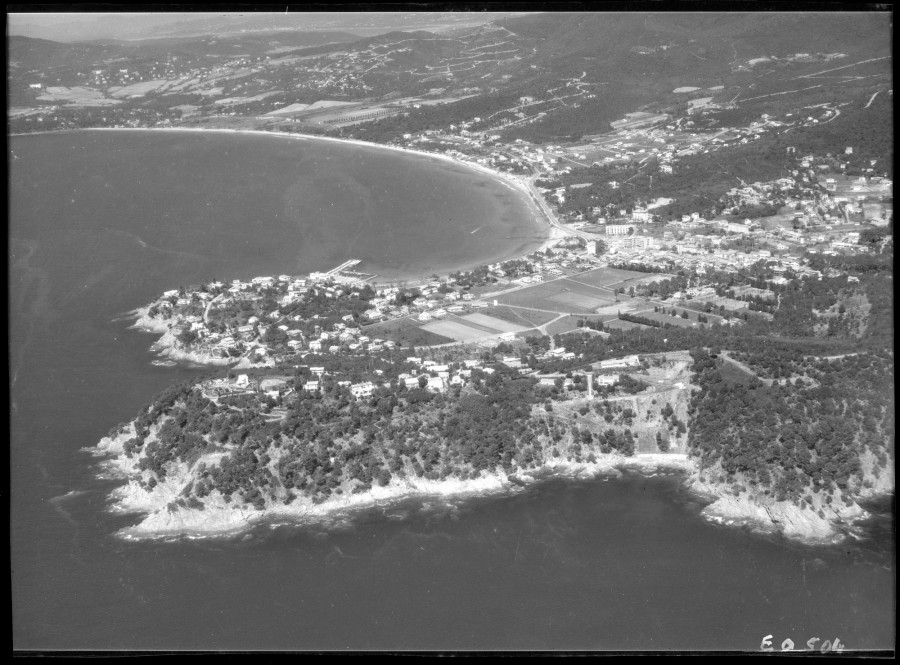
[203, 293, 224, 324]
[519, 173, 594, 241]
[864, 90, 882, 109]
[719, 351, 775, 386]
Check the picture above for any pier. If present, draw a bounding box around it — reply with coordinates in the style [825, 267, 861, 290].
[325, 259, 361, 276]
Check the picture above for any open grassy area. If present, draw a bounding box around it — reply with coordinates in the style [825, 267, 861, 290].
[480, 305, 559, 328]
[630, 309, 707, 328]
[603, 319, 653, 331]
[422, 319, 498, 341]
[568, 266, 658, 288]
[364, 317, 452, 347]
[545, 315, 589, 336]
[495, 279, 618, 313]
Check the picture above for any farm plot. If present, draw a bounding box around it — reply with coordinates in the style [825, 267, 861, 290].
[421, 320, 497, 342]
[364, 317, 452, 346]
[568, 267, 657, 288]
[460, 313, 530, 333]
[36, 86, 121, 107]
[593, 298, 647, 316]
[497, 280, 617, 313]
[480, 306, 558, 328]
[547, 291, 615, 311]
[440, 316, 500, 335]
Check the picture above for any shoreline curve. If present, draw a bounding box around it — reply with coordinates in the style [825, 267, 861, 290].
[12, 126, 563, 286]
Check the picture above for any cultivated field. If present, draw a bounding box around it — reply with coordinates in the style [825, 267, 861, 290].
[567, 266, 655, 288]
[364, 317, 452, 347]
[422, 320, 494, 342]
[593, 298, 647, 316]
[36, 86, 121, 106]
[495, 279, 618, 313]
[421, 312, 530, 342]
[480, 305, 558, 327]
[460, 312, 530, 333]
[109, 80, 173, 98]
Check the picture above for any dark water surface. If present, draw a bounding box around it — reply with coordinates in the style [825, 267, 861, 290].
[10, 131, 894, 651]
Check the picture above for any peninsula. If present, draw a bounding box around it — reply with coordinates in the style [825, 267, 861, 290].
[92, 229, 894, 543]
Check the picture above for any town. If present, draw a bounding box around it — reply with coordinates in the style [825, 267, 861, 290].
[138, 122, 890, 376]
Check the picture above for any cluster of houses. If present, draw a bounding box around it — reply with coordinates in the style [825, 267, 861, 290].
[199, 345, 652, 408]
[153, 272, 379, 361]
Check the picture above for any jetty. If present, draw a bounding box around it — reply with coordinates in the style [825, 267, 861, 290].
[326, 259, 361, 276]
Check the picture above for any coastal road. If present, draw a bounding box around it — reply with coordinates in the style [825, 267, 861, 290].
[519, 173, 594, 242]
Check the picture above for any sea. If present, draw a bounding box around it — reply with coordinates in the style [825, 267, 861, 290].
[10, 130, 895, 652]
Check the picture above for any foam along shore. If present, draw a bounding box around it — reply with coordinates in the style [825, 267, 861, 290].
[87, 424, 691, 541]
[684, 474, 874, 545]
[87, 419, 881, 544]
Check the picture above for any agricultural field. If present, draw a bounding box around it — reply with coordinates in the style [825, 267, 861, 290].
[460, 312, 529, 333]
[479, 305, 559, 328]
[35, 86, 121, 106]
[363, 317, 452, 347]
[494, 278, 618, 314]
[420, 312, 531, 342]
[566, 266, 665, 289]
[421, 320, 494, 342]
[593, 297, 647, 316]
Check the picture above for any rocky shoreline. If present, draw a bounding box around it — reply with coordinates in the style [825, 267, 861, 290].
[86, 422, 884, 545]
[129, 306, 238, 366]
[87, 425, 688, 540]
[682, 469, 891, 545]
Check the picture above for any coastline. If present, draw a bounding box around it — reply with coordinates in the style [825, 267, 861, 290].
[128, 305, 239, 366]
[34, 128, 886, 547]
[16, 126, 560, 287]
[87, 425, 693, 541]
[87, 420, 880, 546]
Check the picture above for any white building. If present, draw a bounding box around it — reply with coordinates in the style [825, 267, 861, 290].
[725, 222, 752, 235]
[350, 382, 375, 398]
[606, 224, 633, 236]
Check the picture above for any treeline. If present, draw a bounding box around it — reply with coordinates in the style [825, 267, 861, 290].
[619, 312, 674, 328]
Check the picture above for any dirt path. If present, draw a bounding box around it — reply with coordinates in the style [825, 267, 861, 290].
[203, 293, 224, 325]
[719, 351, 775, 386]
